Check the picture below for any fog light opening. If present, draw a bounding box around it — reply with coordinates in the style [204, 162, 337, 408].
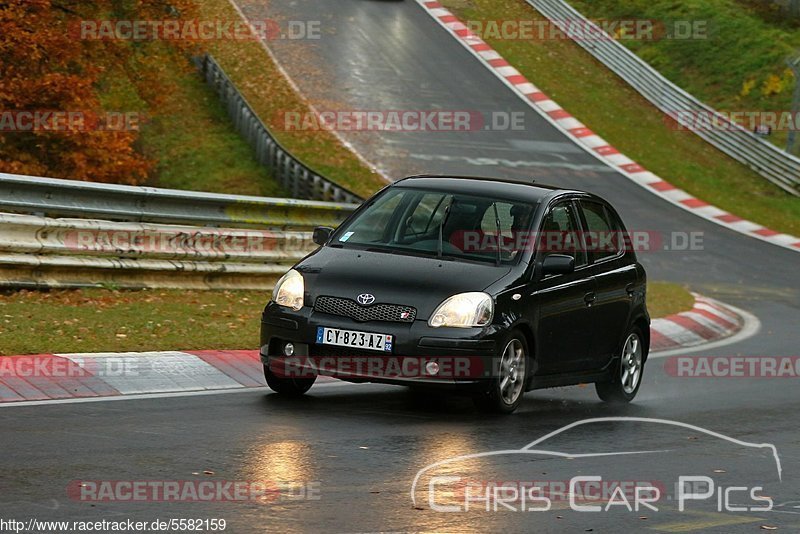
[283, 342, 295, 357]
[425, 361, 440, 376]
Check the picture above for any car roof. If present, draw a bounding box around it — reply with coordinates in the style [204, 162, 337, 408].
[392, 175, 581, 203]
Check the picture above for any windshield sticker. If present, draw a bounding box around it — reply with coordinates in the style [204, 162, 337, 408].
[339, 231, 355, 242]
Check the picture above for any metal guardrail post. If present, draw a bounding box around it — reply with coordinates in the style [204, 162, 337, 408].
[0, 173, 358, 230]
[786, 55, 800, 154]
[197, 55, 364, 204]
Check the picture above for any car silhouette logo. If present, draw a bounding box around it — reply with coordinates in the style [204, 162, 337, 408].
[357, 293, 375, 305]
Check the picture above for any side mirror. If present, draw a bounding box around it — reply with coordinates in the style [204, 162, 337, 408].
[541, 254, 575, 276]
[312, 226, 334, 246]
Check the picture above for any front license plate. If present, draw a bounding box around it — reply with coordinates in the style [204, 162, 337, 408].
[316, 327, 393, 352]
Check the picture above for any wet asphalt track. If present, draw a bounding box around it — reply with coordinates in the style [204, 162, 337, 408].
[1, 1, 799, 532]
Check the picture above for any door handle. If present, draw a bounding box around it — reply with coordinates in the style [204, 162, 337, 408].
[584, 292, 596, 306]
[626, 283, 636, 297]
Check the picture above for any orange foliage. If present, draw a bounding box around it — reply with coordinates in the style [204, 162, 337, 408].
[0, 0, 199, 184]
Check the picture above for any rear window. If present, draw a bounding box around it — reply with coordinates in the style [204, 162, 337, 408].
[579, 201, 621, 262]
[539, 202, 587, 267]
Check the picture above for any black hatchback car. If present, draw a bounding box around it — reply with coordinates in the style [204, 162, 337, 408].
[261, 176, 649, 413]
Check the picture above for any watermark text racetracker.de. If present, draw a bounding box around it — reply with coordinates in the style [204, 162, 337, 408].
[0, 111, 142, 132]
[411, 418, 782, 514]
[76, 19, 321, 41]
[450, 230, 704, 253]
[463, 18, 709, 42]
[0, 355, 136, 379]
[67, 480, 320, 503]
[665, 356, 800, 378]
[61, 228, 311, 255]
[271, 355, 485, 380]
[275, 110, 527, 132]
[0, 355, 219, 379]
[0, 517, 227, 533]
[666, 110, 800, 133]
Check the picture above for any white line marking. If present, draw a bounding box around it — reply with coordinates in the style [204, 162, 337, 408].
[681, 311, 735, 336]
[495, 66, 521, 77]
[693, 301, 741, 325]
[651, 320, 707, 346]
[515, 82, 538, 94]
[555, 117, 583, 130]
[225, 0, 390, 183]
[61, 352, 241, 394]
[524, 417, 782, 478]
[0, 380, 350, 408]
[477, 50, 502, 61]
[536, 99, 561, 112]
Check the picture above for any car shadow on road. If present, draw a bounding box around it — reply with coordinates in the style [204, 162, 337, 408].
[257, 383, 654, 424]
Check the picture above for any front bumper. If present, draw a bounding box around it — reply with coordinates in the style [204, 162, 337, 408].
[260, 301, 502, 389]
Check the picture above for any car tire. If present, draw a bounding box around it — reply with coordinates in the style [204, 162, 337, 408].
[264, 364, 316, 396]
[474, 332, 529, 414]
[596, 326, 646, 403]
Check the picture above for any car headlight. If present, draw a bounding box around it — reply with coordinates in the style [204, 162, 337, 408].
[272, 269, 304, 311]
[429, 292, 493, 328]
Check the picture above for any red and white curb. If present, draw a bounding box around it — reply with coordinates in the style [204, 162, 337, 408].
[649, 293, 755, 354]
[0, 350, 336, 406]
[0, 294, 753, 405]
[415, 0, 800, 253]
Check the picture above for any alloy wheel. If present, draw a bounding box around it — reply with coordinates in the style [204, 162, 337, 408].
[499, 339, 526, 405]
[620, 333, 643, 394]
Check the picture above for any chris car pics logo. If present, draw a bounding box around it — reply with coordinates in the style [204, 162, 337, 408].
[411, 417, 781, 514]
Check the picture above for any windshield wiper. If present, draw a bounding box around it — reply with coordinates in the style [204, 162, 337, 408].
[364, 246, 456, 261]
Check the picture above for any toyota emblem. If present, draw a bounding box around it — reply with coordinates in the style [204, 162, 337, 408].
[357, 293, 375, 305]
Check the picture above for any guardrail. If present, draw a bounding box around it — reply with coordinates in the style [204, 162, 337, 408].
[528, 0, 800, 196]
[198, 54, 364, 204]
[0, 173, 360, 289]
[0, 211, 321, 290]
[0, 172, 357, 231]
[0, 172, 360, 289]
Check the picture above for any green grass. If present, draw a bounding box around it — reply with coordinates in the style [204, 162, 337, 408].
[441, 0, 800, 236]
[567, 0, 800, 153]
[647, 281, 694, 318]
[98, 43, 288, 197]
[94, 0, 391, 199]
[0, 289, 267, 356]
[0, 283, 692, 355]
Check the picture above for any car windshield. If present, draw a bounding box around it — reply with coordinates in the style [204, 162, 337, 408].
[332, 187, 535, 265]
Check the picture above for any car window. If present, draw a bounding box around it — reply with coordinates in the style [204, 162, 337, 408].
[539, 202, 587, 267]
[340, 191, 403, 243]
[480, 202, 514, 238]
[579, 201, 620, 263]
[401, 192, 451, 241]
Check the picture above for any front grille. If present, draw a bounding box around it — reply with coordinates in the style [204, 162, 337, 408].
[314, 296, 417, 323]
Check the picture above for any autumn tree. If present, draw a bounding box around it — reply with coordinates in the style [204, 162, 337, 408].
[0, 0, 199, 184]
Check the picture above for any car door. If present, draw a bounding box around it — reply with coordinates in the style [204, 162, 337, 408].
[529, 200, 597, 375]
[578, 199, 638, 365]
